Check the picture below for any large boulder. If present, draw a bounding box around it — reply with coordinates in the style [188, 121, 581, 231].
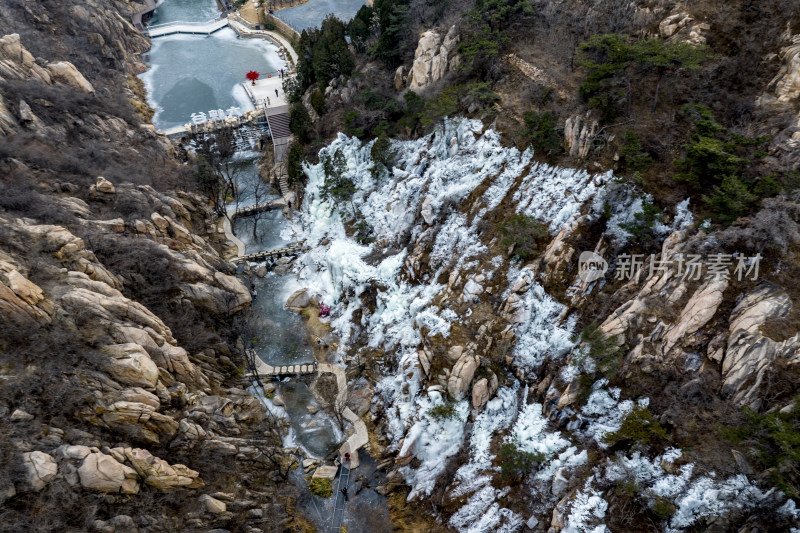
[662, 278, 728, 355]
[10, 409, 34, 421]
[46, 61, 95, 93]
[418, 349, 432, 376]
[312, 465, 338, 481]
[89, 177, 116, 201]
[446, 345, 464, 363]
[471, 378, 489, 409]
[462, 278, 484, 303]
[100, 343, 160, 388]
[94, 176, 115, 194]
[285, 288, 310, 311]
[123, 448, 203, 490]
[447, 353, 479, 400]
[100, 401, 179, 445]
[56, 445, 92, 461]
[169, 419, 208, 450]
[764, 34, 800, 104]
[179, 279, 251, 314]
[394, 65, 406, 90]
[564, 114, 598, 159]
[199, 494, 227, 514]
[105, 387, 160, 410]
[0, 34, 52, 84]
[0, 261, 51, 323]
[78, 452, 139, 494]
[659, 13, 693, 38]
[20, 451, 57, 492]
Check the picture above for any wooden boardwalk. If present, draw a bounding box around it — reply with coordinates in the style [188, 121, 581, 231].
[248, 357, 316, 377]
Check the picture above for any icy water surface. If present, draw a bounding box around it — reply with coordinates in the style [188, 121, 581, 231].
[141, 0, 285, 130]
[277, 381, 342, 458]
[140, 28, 283, 130]
[276, 0, 365, 32]
[230, 162, 312, 367]
[149, 0, 220, 25]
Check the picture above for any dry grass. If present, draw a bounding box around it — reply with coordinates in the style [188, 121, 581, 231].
[237, 1, 260, 24]
[126, 73, 154, 122]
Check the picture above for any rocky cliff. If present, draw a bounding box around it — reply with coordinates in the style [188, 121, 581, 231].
[0, 1, 301, 531]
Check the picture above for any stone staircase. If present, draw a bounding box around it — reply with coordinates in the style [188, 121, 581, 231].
[266, 112, 291, 138]
[278, 172, 290, 198]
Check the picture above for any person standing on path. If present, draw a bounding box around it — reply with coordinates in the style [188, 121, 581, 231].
[275, 88, 279, 98]
[341, 488, 348, 502]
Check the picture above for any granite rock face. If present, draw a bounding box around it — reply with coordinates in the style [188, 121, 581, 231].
[408, 26, 460, 90]
[21, 451, 58, 492]
[78, 451, 140, 494]
[722, 284, 800, 408]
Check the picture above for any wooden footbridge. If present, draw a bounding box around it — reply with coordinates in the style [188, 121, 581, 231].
[232, 198, 285, 219]
[232, 242, 304, 264]
[144, 18, 229, 38]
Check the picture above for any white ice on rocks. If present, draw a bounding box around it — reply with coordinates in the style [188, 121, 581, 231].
[509, 395, 588, 484]
[294, 118, 594, 500]
[510, 399, 570, 457]
[447, 385, 521, 531]
[604, 448, 693, 500]
[598, 443, 793, 532]
[397, 394, 470, 499]
[511, 282, 576, 372]
[580, 380, 644, 446]
[563, 480, 609, 533]
[289, 117, 779, 531]
[668, 475, 770, 532]
[513, 163, 608, 232]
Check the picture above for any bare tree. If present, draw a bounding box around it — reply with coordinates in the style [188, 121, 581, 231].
[314, 373, 348, 430]
[233, 310, 265, 386]
[250, 174, 269, 242]
[192, 127, 240, 219]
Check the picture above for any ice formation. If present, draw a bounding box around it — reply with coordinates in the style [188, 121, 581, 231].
[286, 118, 792, 531]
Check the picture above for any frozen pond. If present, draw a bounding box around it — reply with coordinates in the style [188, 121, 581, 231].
[140, 29, 284, 130]
[140, 0, 285, 130]
[149, 0, 220, 25]
[275, 0, 366, 32]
